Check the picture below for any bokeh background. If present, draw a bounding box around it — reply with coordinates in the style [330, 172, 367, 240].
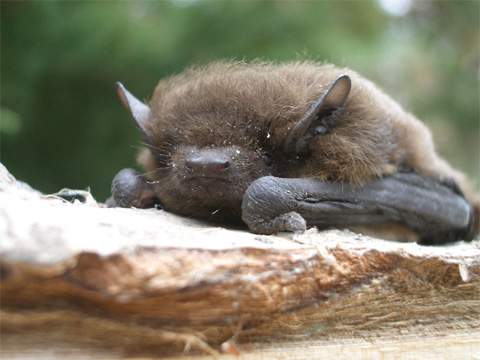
[1, 0, 479, 200]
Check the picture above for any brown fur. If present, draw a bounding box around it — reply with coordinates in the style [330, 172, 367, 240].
[138, 61, 479, 238]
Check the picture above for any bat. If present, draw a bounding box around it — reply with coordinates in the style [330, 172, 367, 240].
[108, 61, 479, 244]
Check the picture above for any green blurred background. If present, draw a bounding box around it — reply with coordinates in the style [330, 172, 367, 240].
[1, 0, 479, 200]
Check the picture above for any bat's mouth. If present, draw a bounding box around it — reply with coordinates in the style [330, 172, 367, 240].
[184, 176, 230, 184]
[181, 176, 237, 204]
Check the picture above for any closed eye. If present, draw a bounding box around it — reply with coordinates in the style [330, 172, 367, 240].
[263, 152, 273, 166]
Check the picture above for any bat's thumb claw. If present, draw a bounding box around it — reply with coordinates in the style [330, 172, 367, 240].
[272, 211, 307, 234]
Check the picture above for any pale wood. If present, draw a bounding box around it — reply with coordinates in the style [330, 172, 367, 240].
[0, 162, 479, 358]
[2, 332, 479, 359]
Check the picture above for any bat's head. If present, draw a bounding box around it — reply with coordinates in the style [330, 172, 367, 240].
[115, 80, 272, 220]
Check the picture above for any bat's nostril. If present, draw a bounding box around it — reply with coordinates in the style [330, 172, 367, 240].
[205, 160, 230, 172]
[185, 157, 230, 173]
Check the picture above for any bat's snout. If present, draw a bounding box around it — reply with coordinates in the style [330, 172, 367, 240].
[185, 148, 231, 176]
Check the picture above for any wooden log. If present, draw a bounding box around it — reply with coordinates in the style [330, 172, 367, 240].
[0, 162, 479, 358]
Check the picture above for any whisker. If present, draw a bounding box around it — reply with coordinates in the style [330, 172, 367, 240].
[142, 142, 171, 152]
[136, 166, 170, 178]
[142, 140, 177, 149]
[153, 154, 171, 159]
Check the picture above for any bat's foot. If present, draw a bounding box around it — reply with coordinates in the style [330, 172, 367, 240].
[109, 168, 161, 209]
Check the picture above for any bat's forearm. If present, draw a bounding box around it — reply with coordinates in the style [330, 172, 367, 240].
[241, 173, 474, 244]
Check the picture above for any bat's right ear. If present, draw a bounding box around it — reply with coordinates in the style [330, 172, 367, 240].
[115, 82, 151, 134]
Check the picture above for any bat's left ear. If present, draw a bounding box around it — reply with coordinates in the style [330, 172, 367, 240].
[284, 74, 351, 155]
[115, 82, 151, 135]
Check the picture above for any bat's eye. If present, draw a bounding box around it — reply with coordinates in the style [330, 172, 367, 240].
[263, 153, 272, 166]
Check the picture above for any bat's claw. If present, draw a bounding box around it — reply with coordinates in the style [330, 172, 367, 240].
[271, 211, 307, 234]
[242, 211, 306, 235]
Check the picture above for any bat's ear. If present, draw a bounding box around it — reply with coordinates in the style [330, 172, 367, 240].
[115, 82, 151, 134]
[284, 74, 351, 155]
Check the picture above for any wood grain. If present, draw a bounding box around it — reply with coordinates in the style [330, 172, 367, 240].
[1, 163, 479, 358]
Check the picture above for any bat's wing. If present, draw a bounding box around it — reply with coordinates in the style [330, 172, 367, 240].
[242, 173, 474, 244]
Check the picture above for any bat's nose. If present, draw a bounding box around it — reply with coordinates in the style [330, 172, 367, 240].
[185, 151, 230, 174]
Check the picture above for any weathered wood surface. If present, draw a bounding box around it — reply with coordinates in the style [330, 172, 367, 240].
[1, 162, 479, 358]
